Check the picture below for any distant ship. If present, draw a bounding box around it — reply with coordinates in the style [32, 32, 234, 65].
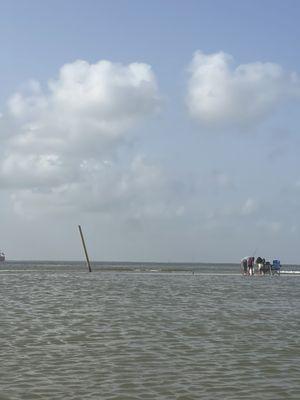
[0, 251, 5, 262]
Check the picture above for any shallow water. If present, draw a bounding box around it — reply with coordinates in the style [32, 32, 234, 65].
[0, 262, 299, 399]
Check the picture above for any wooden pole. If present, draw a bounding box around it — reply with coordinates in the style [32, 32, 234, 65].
[78, 225, 92, 272]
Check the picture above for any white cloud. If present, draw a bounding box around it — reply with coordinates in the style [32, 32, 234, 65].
[6, 59, 161, 157]
[241, 197, 259, 216]
[10, 155, 184, 220]
[0, 59, 185, 219]
[210, 170, 234, 189]
[187, 50, 300, 128]
[257, 220, 282, 234]
[0, 153, 75, 188]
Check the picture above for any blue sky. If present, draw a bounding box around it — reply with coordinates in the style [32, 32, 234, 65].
[1, 0, 300, 263]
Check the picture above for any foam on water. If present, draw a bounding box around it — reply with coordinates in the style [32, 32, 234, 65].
[281, 270, 300, 274]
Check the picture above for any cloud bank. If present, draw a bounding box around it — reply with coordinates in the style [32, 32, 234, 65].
[0, 59, 185, 219]
[187, 50, 300, 128]
[1, 52, 299, 234]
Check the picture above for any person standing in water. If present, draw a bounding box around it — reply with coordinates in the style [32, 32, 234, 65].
[241, 258, 248, 275]
[247, 256, 255, 276]
[256, 256, 263, 275]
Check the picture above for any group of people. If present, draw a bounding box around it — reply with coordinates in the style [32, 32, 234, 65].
[241, 256, 281, 276]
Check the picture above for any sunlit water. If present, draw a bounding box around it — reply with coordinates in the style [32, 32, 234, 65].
[0, 262, 299, 399]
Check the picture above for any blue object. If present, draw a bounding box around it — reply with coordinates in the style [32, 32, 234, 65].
[272, 260, 281, 270]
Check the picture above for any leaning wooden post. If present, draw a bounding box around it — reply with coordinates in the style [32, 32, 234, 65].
[78, 225, 92, 272]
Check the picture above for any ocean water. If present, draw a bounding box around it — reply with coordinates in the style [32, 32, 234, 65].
[0, 261, 299, 400]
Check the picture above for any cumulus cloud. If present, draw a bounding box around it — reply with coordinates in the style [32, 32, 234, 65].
[187, 50, 300, 128]
[6, 60, 161, 157]
[0, 59, 185, 219]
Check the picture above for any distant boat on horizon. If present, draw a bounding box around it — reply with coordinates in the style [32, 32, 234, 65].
[0, 251, 5, 262]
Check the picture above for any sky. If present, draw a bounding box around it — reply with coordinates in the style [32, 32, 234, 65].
[1, 0, 300, 263]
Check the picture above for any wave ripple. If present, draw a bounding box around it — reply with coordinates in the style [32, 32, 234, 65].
[0, 268, 299, 399]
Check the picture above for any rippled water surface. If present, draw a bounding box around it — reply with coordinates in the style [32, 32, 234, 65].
[0, 262, 299, 399]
